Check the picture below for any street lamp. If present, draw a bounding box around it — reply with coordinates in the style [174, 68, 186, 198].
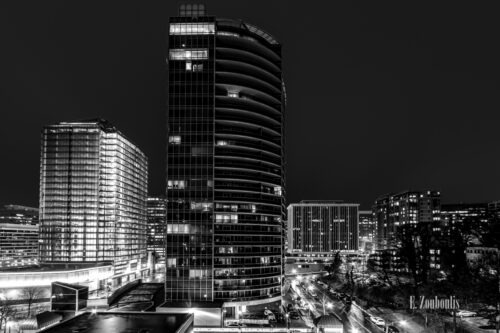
[352, 328, 360, 333]
[399, 319, 407, 333]
[327, 302, 333, 309]
[285, 313, 290, 331]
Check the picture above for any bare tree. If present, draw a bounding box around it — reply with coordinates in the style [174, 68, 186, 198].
[319, 294, 330, 315]
[0, 298, 17, 332]
[21, 286, 44, 317]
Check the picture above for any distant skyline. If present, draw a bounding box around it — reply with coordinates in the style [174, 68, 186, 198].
[1, 1, 499, 209]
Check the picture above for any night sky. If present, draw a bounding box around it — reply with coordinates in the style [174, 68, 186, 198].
[0, 1, 499, 209]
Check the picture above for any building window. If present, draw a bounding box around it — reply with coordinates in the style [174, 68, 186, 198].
[167, 180, 186, 189]
[169, 49, 208, 60]
[215, 214, 238, 223]
[216, 140, 228, 146]
[185, 61, 192, 71]
[227, 90, 239, 98]
[169, 23, 215, 35]
[167, 224, 190, 234]
[274, 186, 282, 196]
[168, 135, 181, 144]
[190, 202, 213, 212]
[167, 258, 177, 268]
[193, 63, 203, 72]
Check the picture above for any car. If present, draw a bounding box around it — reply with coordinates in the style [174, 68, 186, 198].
[478, 308, 497, 318]
[453, 310, 478, 317]
[264, 309, 274, 316]
[226, 322, 246, 328]
[268, 314, 277, 322]
[369, 316, 386, 326]
[286, 303, 294, 312]
[289, 311, 300, 320]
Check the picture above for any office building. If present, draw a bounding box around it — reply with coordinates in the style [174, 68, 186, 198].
[287, 201, 359, 254]
[373, 190, 441, 248]
[0, 204, 39, 269]
[147, 196, 167, 266]
[165, 4, 285, 315]
[358, 210, 376, 252]
[39, 119, 148, 286]
[0, 223, 39, 269]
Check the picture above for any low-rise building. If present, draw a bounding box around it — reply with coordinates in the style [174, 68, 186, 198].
[0, 223, 39, 269]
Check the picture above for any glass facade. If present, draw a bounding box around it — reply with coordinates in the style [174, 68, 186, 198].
[166, 11, 285, 305]
[51, 281, 88, 312]
[39, 120, 148, 276]
[147, 197, 167, 264]
[287, 201, 359, 253]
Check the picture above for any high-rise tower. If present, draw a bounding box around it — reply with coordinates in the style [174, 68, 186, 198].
[39, 119, 148, 285]
[166, 4, 285, 314]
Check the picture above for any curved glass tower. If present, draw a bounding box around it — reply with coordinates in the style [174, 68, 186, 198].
[166, 4, 285, 314]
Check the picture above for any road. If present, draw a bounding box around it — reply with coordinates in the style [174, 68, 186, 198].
[287, 277, 413, 333]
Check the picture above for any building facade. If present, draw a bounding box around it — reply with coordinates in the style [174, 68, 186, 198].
[441, 203, 489, 227]
[147, 196, 167, 266]
[0, 204, 39, 225]
[39, 119, 148, 285]
[358, 210, 376, 252]
[0, 205, 39, 270]
[0, 223, 39, 269]
[373, 190, 441, 249]
[287, 201, 359, 254]
[165, 4, 285, 312]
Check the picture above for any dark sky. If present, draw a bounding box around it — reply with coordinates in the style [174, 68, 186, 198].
[0, 1, 499, 209]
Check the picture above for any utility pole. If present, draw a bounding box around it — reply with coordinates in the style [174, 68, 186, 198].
[453, 308, 457, 333]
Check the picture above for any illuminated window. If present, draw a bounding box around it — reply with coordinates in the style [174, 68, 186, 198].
[169, 23, 215, 35]
[216, 140, 228, 146]
[227, 90, 239, 98]
[167, 258, 176, 268]
[167, 180, 186, 189]
[274, 186, 282, 196]
[193, 63, 203, 72]
[215, 214, 238, 223]
[190, 201, 213, 212]
[185, 61, 192, 71]
[169, 49, 208, 60]
[168, 135, 181, 144]
[217, 31, 239, 38]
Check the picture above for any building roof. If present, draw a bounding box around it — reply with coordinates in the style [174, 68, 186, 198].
[52, 281, 88, 290]
[42, 312, 192, 333]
